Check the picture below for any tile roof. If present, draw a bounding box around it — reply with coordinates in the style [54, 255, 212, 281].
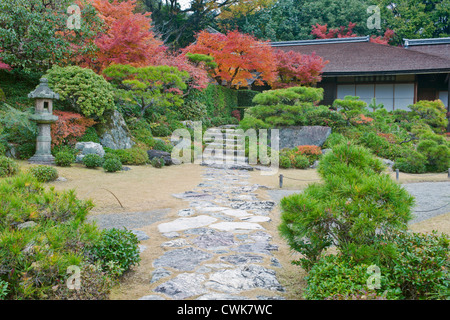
[271, 37, 450, 76]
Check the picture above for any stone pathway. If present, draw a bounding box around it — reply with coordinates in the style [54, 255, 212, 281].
[139, 166, 286, 300]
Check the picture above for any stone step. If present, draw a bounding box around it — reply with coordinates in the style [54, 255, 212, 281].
[202, 151, 247, 158]
[205, 143, 246, 150]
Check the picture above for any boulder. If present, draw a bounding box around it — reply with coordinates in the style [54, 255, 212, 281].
[75, 141, 105, 163]
[273, 126, 332, 149]
[97, 109, 134, 150]
[147, 149, 173, 166]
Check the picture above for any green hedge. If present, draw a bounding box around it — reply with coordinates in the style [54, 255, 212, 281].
[186, 84, 238, 118]
[237, 89, 259, 107]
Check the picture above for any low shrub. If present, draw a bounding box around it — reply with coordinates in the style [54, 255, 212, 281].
[0, 173, 100, 299]
[279, 155, 292, 169]
[153, 140, 173, 153]
[389, 231, 450, 300]
[151, 157, 165, 168]
[28, 165, 58, 182]
[393, 150, 427, 173]
[304, 254, 392, 300]
[103, 158, 122, 173]
[55, 151, 75, 167]
[0, 156, 19, 177]
[77, 127, 100, 144]
[292, 155, 310, 169]
[295, 145, 322, 164]
[48, 262, 112, 300]
[90, 228, 141, 278]
[82, 154, 104, 168]
[105, 147, 149, 165]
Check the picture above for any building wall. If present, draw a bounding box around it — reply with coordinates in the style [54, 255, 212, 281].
[319, 74, 449, 109]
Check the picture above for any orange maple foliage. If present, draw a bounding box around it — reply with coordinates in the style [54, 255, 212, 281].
[185, 30, 277, 88]
[81, 0, 164, 73]
[51, 111, 96, 146]
[295, 145, 322, 156]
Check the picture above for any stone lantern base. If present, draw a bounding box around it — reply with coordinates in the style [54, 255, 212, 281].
[28, 122, 56, 165]
[28, 154, 56, 165]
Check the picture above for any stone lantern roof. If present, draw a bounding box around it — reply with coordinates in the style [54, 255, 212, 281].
[28, 78, 60, 100]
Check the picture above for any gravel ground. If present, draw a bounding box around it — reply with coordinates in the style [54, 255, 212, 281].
[88, 208, 171, 230]
[267, 181, 450, 225]
[88, 182, 449, 230]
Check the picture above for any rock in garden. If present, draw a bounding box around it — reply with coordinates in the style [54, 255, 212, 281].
[172, 191, 215, 201]
[153, 247, 213, 271]
[178, 208, 195, 217]
[205, 264, 284, 293]
[193, 231, 236, 250]
[130, 230, 150, 241]
[209, 222, 264, 232]
[150, 268, 173, 283]
[274, 126, 332, 149]
[97, 109, 134, 150]
[147, 150, 173, 166]
[75, 141, 105, 162]
[157, 215, 217, 233]
[154, 273, 208, 299]
[220, 254, 264, 265]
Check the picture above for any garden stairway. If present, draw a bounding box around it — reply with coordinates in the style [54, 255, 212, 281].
[201, 125, 253, 170]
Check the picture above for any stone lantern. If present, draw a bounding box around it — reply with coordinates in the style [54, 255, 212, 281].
[28, 78, 59, 165]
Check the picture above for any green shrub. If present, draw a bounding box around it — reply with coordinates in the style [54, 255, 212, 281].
[388, 231, 450, 300]
[0, 156, 19, 177]
[417, 139, 450, 172]
[153, 139, 173, 153]
[55, 151, 75, 167]
[304, 254, 393, 300]
[44, 65, 115, 120]
[323, 132, 348, 149]
[151, 157, 165, 168]
[77, 127, 100, 144]
[103, 158, 122, 173]
[279, 156, 292, 169]
[103, 152, 121, 162]
[48, 262, 112, 300]
[28, 165, 58, 182]
[16, 142, 36, 160]
[0, 173, 104, 299]
[177, 99, 208, 121]
[280, 142, 414, 271]
[292, 155, 310, 169]
[394, 150, 427, 173]
[90, 228, 141, 277]
[409, 99, 448, 133]
[105, 147, 149, 165]
[150, 123, 172, 137]
[127, 118, 155, 149]
[82, 154, 104, 168]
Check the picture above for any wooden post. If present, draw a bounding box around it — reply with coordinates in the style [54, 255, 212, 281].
[279, 174, 283, 188]
[396, 169, 399, 181]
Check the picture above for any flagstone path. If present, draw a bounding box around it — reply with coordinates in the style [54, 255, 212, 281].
[138, 166, 286, 300]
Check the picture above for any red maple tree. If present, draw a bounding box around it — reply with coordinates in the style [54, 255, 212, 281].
[311, 22, 394, 45]
[274, 49, 328, 88]
[311, 22, 357, 39]
[185, 30, 277, 88]
[51, 111, 96, 146]
[80, 0, 164, 73]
